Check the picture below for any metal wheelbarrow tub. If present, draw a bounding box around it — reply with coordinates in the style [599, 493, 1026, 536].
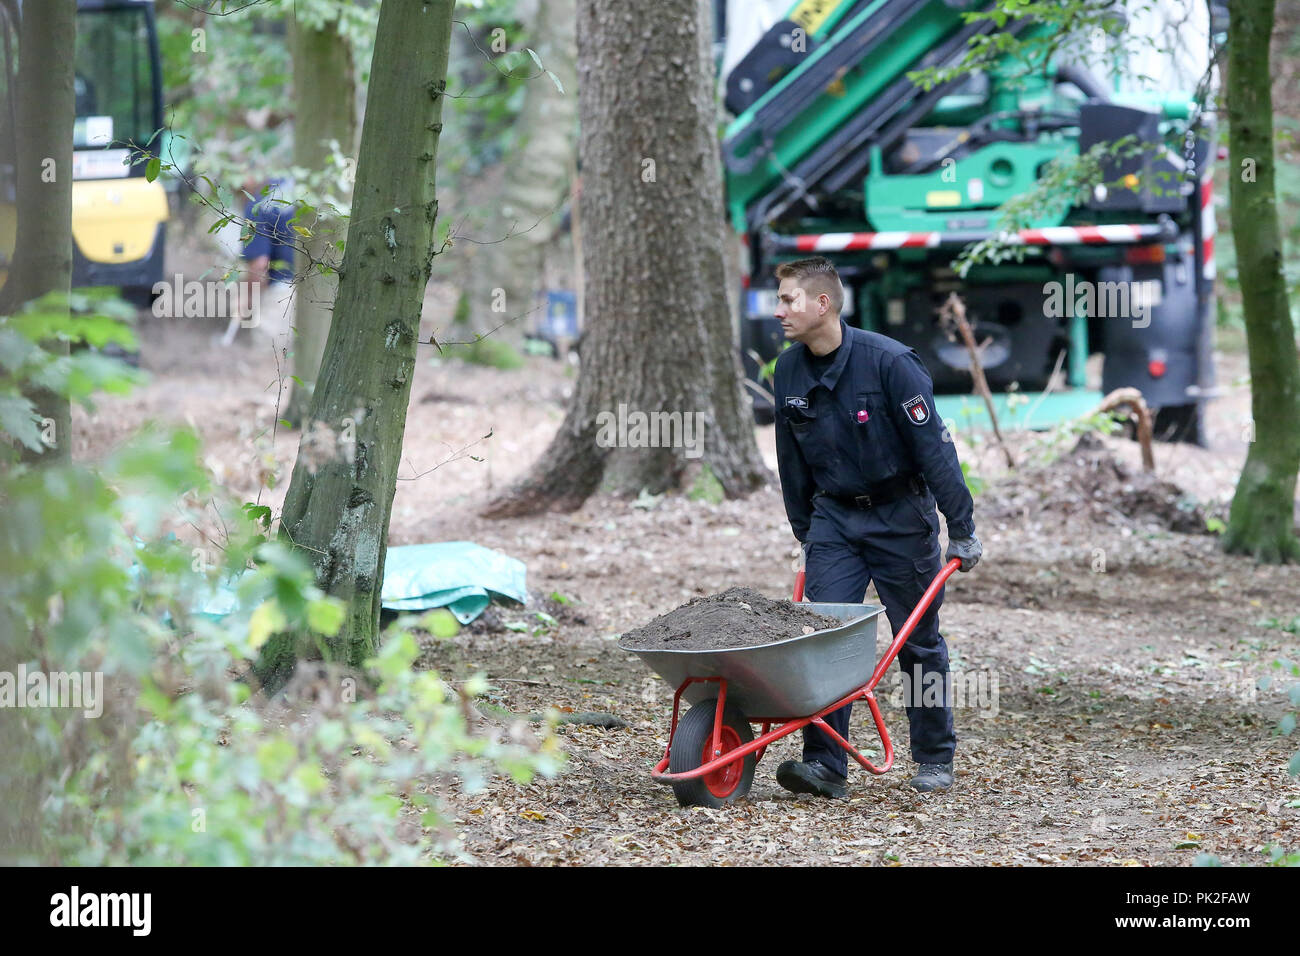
[620, 602, 886, 719]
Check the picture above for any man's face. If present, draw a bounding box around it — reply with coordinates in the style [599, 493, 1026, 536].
[775, 276, 834, 343]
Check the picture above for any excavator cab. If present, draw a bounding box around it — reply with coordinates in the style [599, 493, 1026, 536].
[0, 0, 168, 306]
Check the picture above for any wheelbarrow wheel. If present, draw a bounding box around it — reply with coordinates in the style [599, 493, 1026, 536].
[668, 699, 755, 808]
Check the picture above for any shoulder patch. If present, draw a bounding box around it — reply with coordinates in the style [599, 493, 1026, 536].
[901, 394, 930, 425]
[785, 396, 809, 409]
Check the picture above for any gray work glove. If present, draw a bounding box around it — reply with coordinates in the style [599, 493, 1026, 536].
[946, 534, 982, 572]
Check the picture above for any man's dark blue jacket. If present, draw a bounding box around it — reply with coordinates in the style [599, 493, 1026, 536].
[773, 320, 976, 543]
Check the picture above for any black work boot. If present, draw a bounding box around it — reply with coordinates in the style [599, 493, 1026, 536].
[908, 761, 954, 792]
[776, 760, 849, 800]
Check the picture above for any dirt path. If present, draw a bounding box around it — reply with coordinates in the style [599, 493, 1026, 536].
[412, 494, 1299, 866]
[76, 316, 1300, 866]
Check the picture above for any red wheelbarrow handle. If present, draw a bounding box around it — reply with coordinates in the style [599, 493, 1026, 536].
[866, 556, 962, 690]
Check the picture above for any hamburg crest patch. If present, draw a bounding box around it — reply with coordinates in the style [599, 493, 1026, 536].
[901, 395, 930, 425]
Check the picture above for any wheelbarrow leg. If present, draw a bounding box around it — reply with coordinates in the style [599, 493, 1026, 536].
[754, 721, 772, 764]
[656, 675, 728, 770]
[809, 691, 896, 774]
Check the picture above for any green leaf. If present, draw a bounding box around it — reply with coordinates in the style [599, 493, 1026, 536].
[1280, 713, 1297, 737]
[370, 630, 419, 682]
[306, 597, 345, 637]
[138, 678, 173, 721]
[248, 599, 287, 651]
[293, 762, 328, 796]
[0, 328, 38, 371]
[242, 503, 273, 529]
[145, 157, 161, 182]
[419, 608, 461, 639]
[0, 394, 43, 450]
[545, 69, 564, 94]
[256, 737, 295, 777]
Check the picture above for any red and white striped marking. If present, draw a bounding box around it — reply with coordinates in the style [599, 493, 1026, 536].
[1017, 225, 1155, 245]
[779, 223, 1169, 252]
[1200, 175, 1216, 281]
[791, 231, 940, 251]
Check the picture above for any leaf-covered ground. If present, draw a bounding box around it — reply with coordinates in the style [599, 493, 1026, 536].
[80, 314, 1300, 866]
[416, 489, 1300, 867]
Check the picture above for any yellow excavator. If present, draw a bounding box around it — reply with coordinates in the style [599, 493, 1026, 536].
[0, 0, 168, 305]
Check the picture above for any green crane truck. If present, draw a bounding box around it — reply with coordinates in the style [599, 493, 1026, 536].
[718, 0, 1225, 443]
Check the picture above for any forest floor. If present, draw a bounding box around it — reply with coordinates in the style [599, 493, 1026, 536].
[73, 312, 1300, 866]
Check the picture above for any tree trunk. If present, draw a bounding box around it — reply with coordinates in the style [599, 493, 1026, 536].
[459, 0, 577, 340]
[261, 0, 457, 686]
[285, 11, 358, 427]
[481, 0, 769, 517]
[0, 0, 76, 463]
[1222, 0, 1300, 563]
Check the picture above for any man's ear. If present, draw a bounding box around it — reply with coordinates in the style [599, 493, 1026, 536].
[818, 292, 831, 316]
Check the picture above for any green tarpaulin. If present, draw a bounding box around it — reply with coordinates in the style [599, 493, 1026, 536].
[193, 541, 527, 624]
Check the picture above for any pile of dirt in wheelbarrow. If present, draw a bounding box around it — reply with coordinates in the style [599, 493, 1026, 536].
[618, 587, 841, 651]
[982, 432, 1214, 534]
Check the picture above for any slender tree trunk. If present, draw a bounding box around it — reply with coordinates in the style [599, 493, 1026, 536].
[0, 0, 76, 462]
[460, 0, 577, 339]
[481, 0, 769, 517]
[261, 0, 456, 685]
[1222, 0, 1300, 563]
[285, 12, 358, 427]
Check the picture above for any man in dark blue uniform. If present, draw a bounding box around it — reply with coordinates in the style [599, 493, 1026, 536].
[771, 257, 982, 796]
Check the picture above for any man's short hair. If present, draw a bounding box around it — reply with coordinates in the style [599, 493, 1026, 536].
[774, 256, 844, 315]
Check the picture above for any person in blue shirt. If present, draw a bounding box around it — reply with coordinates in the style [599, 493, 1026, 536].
[228, 177, 296, 349]
[241, 177, 295, 283]
[771, 256, 982, 796]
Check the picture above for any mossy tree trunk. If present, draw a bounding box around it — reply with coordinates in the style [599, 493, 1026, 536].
[1222, 0, 1300, 563]
[481, 0, 768, 517]
[261, 0, 457, 685]
[285, 9, 358, 427]
[0, 0, 76, 463]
